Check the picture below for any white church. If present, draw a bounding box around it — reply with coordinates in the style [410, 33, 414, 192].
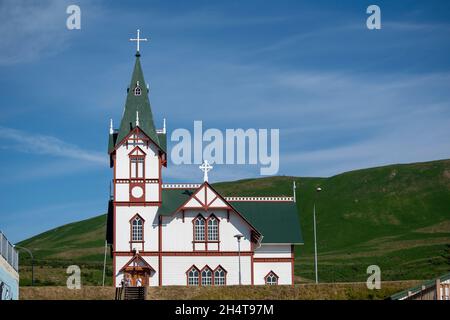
[106, 30, 303, 287]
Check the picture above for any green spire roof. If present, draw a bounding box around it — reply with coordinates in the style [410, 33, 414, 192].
[115, 53, 162, 150]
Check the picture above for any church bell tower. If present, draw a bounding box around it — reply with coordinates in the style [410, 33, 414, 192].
[107, 29, 167, 287]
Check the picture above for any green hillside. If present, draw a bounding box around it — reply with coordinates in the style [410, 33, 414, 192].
[17, 159, 450, 285]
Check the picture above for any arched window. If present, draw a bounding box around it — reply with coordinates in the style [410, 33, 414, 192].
[265, 271, 279, 285]
[187, 266, 199, 286]
[201, 267, 212, 286]
[131, 216, 143, 241]
[207, 216, 218, 241]
[194, 216, 205, 241]
[214, 266, 226, 286]
[134, 86, 141, 96]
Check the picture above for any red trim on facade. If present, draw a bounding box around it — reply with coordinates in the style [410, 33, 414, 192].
[114, 251, 254, 257]
[119, 253, 154, 273]
[253, 258, 293, 263]
[128, 145, 147, 156]
[111, 125, 166, 156]
[114, 201, 162, 206]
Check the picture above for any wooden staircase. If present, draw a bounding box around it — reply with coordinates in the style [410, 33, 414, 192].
[121, 287, 146, 300]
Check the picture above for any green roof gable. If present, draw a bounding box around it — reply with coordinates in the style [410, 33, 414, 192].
[115, 53, 162, 151]
[156, 187, 303, 244]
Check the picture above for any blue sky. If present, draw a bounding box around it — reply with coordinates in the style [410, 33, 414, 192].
[1, 0, 450, 242]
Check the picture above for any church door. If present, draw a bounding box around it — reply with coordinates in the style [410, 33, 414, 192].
[126, 269, 150, 287]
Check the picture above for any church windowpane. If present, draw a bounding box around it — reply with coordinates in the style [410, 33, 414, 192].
[265, 272, 278, 285]
[194, 217, 205, 241]
[132, 217, 143, 241]
[201, 267, 212, 286]
[130, 157, 144, 178]
[207, 216, 218, 241]
[214, 268, 225, 286]
[134, 86, 141, 96]
[188, 267, 199, 286]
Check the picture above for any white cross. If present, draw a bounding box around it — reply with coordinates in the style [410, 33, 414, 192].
[129, 29, 148, 52]
[199, 160, 213, 182]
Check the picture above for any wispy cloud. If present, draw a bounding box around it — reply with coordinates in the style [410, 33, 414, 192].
[0, 0, 72, 65]
[0, 126, 106, 165]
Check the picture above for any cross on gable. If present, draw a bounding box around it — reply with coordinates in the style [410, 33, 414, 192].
[129, 29, 148, 53]
[199, 160, 213, 182]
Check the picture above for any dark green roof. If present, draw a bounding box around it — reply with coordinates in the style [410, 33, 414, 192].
[230, 201, 303, 244]
[157, 188, 303, 244]
[157, 132, 167, 153]
[114, 53, 163, 151]
[159, 188, 195, 215]
[108, 132, 118, 154]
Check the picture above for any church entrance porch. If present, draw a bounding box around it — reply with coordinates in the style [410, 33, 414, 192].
[119, 253, 155, 287]
[124, 267, 150, 287]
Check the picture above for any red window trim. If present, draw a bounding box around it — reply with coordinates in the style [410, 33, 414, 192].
[213, 265, 227, 286]
[129, 149, 146, 180]
[200, 265, 213, 286]
[129, 213, 145, 251]
[186, 265, 200, 286]
[192, 213, 221, 250]
[186, 265, 227, 286]
[206, 214, 220, 242]
[264, 270, 279, 285]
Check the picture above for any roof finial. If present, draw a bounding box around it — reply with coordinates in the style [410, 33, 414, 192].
[109, 119, 114, 135]
[199, 160, 213, 182]
[129, 29, 148, 54]
[136, 110, 140, 126]
[162, 118, 166, 134]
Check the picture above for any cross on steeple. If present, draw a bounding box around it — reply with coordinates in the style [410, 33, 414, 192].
[199, 160, 213, 182]
[129, 29, 148, 53]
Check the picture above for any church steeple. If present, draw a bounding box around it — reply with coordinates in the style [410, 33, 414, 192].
[115, 51, 161, 150]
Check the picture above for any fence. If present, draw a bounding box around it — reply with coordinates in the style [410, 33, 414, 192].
[0, 231, 19, 272]
[401, 279, 450, 300]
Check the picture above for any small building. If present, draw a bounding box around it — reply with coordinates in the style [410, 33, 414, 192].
[0, 231, 19, 300]
[390, 273, 450, 300]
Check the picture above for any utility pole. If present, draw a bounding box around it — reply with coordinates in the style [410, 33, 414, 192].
[234, 234, 243, 285]
[102, 240, 107, 286]
[313, 187, 322, 284]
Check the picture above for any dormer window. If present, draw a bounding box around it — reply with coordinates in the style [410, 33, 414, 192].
[134, 81, 141, 96]
[134, 86, 141, 96]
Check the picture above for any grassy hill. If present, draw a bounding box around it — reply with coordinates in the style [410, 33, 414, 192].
[17, 159, 450, 286]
